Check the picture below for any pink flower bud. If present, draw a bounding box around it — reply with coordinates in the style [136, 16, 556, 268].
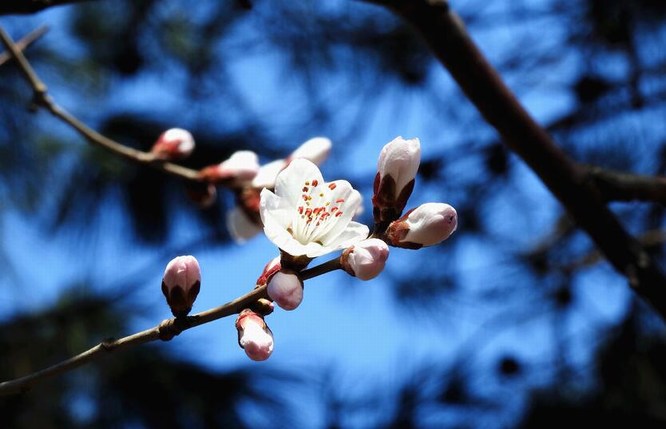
[373, 136, 421, 223]
[386, 203, 457, 249]
[235, 309, 274, 361]
[267, 271, 303, 310]
[150, 128, 195, 160]
[287, 137, 332, 166]
[341, 238, 389, 280]
[199, 151, 260, 185]
[161, 255, 201, 317]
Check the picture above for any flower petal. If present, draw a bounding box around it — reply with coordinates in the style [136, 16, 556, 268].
[274, 159, 324, 208]
[226, 207, 262, 243]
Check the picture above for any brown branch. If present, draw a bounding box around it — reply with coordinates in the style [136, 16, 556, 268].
[373, 0, 666, 317]
[0, 28, 203, 183]
[0, 253, 344, 395]
[0, 285, 270, 396]
[0, 0, 95, 15]
[0, 26, 47, 66]
[585, 166, 666, 204]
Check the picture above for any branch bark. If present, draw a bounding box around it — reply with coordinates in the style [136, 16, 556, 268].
[374, 0, 666, 317]
[0, 28, 203, 184]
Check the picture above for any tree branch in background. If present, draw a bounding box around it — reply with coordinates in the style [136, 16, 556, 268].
[585, 166, 666, 204]
[0, 28, 203, 184]
[0, 25, 47, 66]
[0, 0, 95, 16]
[373, 0, 666, 317]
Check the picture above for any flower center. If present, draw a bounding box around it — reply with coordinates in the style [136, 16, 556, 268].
[295, 178, 345, 242]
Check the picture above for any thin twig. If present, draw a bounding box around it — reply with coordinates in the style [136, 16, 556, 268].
[0, 285, 269, 396]
[0, 28, 203, 183]
[0, 26, 48, 66]
[0, 252, 345, 395]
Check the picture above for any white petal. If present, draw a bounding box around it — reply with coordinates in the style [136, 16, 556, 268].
[252, 159, 287, 189]
[226, 207, 262, 243]
[321, 221, 368, 249]
[274, 159, 324, 207]
[289, 137, 332, 166]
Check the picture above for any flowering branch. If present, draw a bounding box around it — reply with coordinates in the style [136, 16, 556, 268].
[0, 28, 203, 184]
[0, 283, 271, 395]
[371, 0, 666, 319]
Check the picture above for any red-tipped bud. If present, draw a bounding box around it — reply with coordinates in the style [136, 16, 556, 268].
[199, 151, 260, 186]
[235, 309, 274, 361]
[386, 203, 457, 249]
[373, 136, 421, 224]
[150, 128, 195, 160]
[341, 238, 389, 280]
[161, 255, 201, 317]
[267, 271, 303, 310]
[256, 256, 282, 286]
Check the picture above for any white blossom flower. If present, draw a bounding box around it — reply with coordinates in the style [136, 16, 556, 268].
[386, 203, 457, 248]
[260, 159, 369, 257]
[341, 238, 389, 280]
[161, 255, 201, 317]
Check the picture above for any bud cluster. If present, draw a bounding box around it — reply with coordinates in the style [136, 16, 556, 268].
[155, 134, 457, 363]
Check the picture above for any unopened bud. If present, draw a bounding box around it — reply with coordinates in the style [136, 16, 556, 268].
[373, 136, 421, 224]
[341, 238, 389, 280]
[267, 271, 304, 310]
[287, 137, 332, 166]
[150, 128, 195, 160]
[199, 151, 260, 186]
[235, 309, 274, 361]
[161, 255, 201, 317]
[386, 203, 457, 249]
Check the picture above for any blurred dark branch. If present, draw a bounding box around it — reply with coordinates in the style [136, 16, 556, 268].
[0, 28, 204, 184]
[562, 229, 666, 274]
[0, 0, 94, 15]
[0, 285, 270, 396]
[372, 0, 666, 318]
[586, 166, 666, 204]
[0, 25, 47, 66]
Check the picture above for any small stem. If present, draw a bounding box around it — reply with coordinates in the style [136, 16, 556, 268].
[0, 27, 203, 183]
[0, 286, 268, 396]
[0, 26, 47, 67]
[301, 257, 342, 280]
